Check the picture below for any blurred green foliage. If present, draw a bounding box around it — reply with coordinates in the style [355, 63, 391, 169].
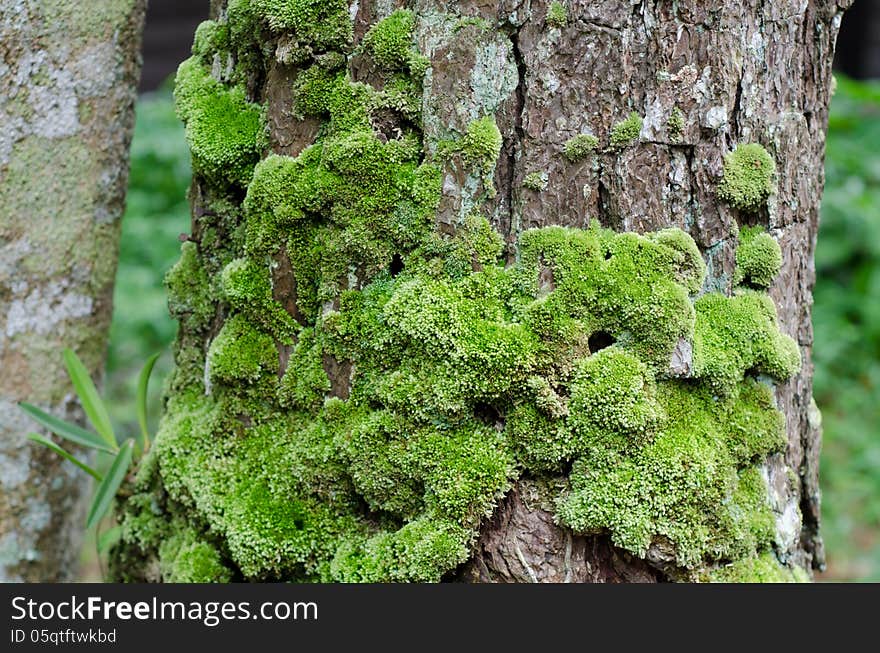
[106, 80, 190, 440]
[814, 75, 880, 581]
[103, 76, 879, 581]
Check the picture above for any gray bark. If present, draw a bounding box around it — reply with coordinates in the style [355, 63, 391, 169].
[0, 0, 145, 582]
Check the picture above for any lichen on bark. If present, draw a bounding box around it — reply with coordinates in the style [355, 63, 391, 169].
[0, 0, 145, 582]
[110, 0, 846, 584]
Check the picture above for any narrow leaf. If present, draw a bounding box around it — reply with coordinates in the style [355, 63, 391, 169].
[86, 439, 133, 530]
[19, 403, 116, 454]
[63, 348, 116, 449]
[97, 525, 122, 553]
[27, 433, 102, 481]
[136, 352, 161, 449]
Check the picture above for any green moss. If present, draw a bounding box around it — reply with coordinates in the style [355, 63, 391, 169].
[220, 257, 298, 342]
[251, 0, 353, 52]
[708, 551, 809, 583]
[523, 171, 548, 191]
[277, 328, 331, 412]
[460, 116, 502, 166]
[693, 290, 801, 395]
[567, 348, 663, 452]
[165, 241, 214, 331]
[668, 107, 685, 142]
[563, 133, 599, 162]
[174, 57, 265, 187]
[159, 529, 232, 583]
[610, 111, 643, 148]
[717, 143, 775, 212]
[557, 379, 784, 568]
[192, 20, 230, 64]
[735, 226, 782, 288]
[362, 9, 425, 74]
[208, 314, 278, 385]
[546, 2, 568, 28]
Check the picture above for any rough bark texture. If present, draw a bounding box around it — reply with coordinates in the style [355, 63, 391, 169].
[0, 0, 145, 582]
[122, 0, 846, 583]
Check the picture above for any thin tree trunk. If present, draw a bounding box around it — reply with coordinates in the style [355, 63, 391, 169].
[0, 0, 145, 582]
[113, 0, 847, 582]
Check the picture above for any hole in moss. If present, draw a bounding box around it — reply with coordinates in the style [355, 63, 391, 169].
[588, 331, 616, 353]
[473, 402, 502, 428]
[293, 518, 304, 530]
[390, 253, 404, 277]
[604, 250, 613, 260]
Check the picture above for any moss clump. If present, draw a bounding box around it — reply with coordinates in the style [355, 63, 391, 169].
[192, 20, 230, 65]
[563, 133, 599, 162]
[735, 226, 782, 289]
[546, 2, 568, 28]
[159, 529, 232, 583]
[251, 0, 353, 53]
[557, 380, 781, 568]
[220, 257, 298, 342]
[668, 107, 684, 142]
[523, 171, 548, 191]
[708, 551, 810, 583]
[610, 111, 643, 148]
[207, 314, 278, 385]
[174, 57, 265, 187]
[717, 143, 775, 212]
[693, 290, 800, 395]
[165, 241, 214, 331]
[461, 115, 502, 170]
[362, 9, 427, 75]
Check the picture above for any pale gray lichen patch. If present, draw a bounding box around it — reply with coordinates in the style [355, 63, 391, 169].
[4, 280, 94, 338]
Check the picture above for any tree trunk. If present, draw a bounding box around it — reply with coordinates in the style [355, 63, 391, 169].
[0, 0, 145, 582]
[112, 0, 847, 582]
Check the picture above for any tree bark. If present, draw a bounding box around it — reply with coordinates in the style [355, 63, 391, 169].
[114, 0, 847, 582]
[0, 0, 145, 582]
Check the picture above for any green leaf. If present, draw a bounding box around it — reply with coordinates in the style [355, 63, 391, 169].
[19, 403, 116, 454]
[27, 433, 102, 481]
[86, 439, 133, 530]
[136, 352, 161, 449]
[97, 525, 122, 553]
[63, 348, 117, 450]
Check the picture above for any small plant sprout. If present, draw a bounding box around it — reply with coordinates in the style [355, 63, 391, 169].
[20, 349, 161, 531]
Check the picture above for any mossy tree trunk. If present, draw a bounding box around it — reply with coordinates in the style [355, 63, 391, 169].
[113, 0, 847, 582]
[0, 0, 145, 581]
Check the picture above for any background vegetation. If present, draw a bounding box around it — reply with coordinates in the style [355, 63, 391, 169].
[95, 75, 880, 581]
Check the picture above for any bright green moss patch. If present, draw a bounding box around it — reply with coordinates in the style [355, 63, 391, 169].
[610, 111, 643, 148]
[165, 241, 214, 331]
[251, 0, 353, 52]
[717, 143, 775, 212]
[693, 290, 801, 395]
[563, 133, 599, 162]
[220, 257, 298, 342]
[174, 57, 265, 186]
[208, 314, 278, 385]
[159, 529, 232, 583]
[708, 551, 809, 583]
[362, 9, 425, 74]
[459, 115, 503, 173]
[546, 2, 568, 28]
[735, 226, 782, 288]
[557, 379, 781, 568]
